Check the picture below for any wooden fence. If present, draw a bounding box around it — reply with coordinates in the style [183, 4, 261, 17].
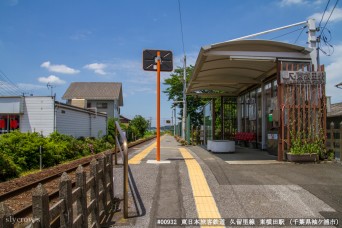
[326, 121, 342, 161]
[0, 152, 115, 228]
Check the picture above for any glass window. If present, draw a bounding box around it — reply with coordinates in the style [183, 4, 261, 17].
[204, 102, 212, 141]
[272, 80, 277, 97]
[244, 93, 249, 118]
[96, 102, 108, 109]
[257, 87, 262, 144]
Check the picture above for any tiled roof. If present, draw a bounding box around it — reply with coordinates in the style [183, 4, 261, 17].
[328, 102, 342, 117]
[62, 82, 123, 106]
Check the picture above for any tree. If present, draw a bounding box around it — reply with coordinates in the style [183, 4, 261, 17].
[163, 65, 206, 127]
[128, 115, 149, 139]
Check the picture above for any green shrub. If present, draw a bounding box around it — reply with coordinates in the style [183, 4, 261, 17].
[0, 152, 21, 181]
[0, 131, 113, 181]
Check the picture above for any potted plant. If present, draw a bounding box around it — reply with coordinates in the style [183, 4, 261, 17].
[286, 130, 320, 162]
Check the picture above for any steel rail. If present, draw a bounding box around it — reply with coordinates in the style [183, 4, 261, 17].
[0, 136, 155, 219]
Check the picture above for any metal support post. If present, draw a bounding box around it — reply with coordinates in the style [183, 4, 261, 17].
[173, 107, 176, 135]
[156, 52, 161, 161]
[182, 55, 187, 139]
[261, 82, 266, 150]
[39, 145, 42, 171]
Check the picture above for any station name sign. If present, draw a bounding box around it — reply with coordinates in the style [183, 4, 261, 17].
[280, 71, 326, 85]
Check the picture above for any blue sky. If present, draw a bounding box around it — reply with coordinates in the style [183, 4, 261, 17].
[0, 0, 341, 126]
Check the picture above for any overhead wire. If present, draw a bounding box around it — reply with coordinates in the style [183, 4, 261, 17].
[318, 0, 339, 56]
[177, 0, 186, 56]
[319, 0, 339, 37]
[294, 25, 307, 44]
[269, 26, 306, 41]
[318, 0, 331, 28]
[0, 69, 25, 96]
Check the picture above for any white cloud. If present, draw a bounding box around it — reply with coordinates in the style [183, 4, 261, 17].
[17, 83, 45, 90]
[38, 75, 66, 85]
[70, 30, 92, 40]
[309, 7, 342, 24]
[41, 61, 80, 74]
[4, 0, 18, 6]
[84, 63, 107, 75]
[313, 0, 325, 5]
[279, 0, 307, 7]
[323, 44, 342, 103]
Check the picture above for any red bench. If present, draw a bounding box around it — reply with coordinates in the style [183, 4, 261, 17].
[235, 132, 256, 143]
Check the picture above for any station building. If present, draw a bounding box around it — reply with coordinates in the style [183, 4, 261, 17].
[187, 22, 326, 161]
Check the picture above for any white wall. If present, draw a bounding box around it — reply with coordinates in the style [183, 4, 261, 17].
[56, 106, 90, 138]
[56, 105, 107, 138]
[90, 114, 107, 138]
[20, 96, 55, 136]
[0, 97, 23, 114]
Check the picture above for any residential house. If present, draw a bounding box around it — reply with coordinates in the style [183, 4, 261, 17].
[0, 96, 107, 138]
[62, 82, 123, 119]
[327, 102, 342, 128]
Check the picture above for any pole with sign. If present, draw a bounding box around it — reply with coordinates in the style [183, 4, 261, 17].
[143, 49, 173, 161]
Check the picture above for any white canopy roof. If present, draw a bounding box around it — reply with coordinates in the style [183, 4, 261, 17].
[187, 40, 312, 96]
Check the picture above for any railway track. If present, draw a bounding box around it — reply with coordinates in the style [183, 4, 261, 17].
[0, 136, 156, 219]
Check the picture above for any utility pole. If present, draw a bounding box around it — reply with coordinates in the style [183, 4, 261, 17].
[307, 19, 318, 71]
[174, 107, 176, 136]
[182, 55, 187, 139]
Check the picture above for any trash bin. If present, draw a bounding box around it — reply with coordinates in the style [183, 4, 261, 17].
[267, 128, 278, 156]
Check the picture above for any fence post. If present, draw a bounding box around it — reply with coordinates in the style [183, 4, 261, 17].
[114, 127, 118, 165]
[59, 172, 73, 228]
[106, 151, 115, 203]
[0, 203, 13, 228]
[90, 158, 100, 226]
[104, 153, 109, 204]
[76, 165, 88, 228]
[340, 122, 342, 162]
[32, 183, 50, 228]
[98, 153, 107, 215]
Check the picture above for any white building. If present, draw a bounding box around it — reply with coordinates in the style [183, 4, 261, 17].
[0, 96, 107, 138]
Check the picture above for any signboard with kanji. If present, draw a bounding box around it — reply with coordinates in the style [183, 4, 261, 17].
[280, 71, 326, 85]
[143, 50, 173, 72]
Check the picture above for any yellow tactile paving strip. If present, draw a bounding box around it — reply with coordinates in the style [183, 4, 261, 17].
[128, 136, 165, 164]
[179, 148, 222, 228]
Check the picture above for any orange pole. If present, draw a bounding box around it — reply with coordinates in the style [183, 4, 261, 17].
[156, 51, 161, 161]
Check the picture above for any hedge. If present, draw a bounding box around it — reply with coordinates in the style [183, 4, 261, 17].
[0, 131, 113, 181]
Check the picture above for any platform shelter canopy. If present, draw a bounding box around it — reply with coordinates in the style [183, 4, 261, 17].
[187, 40, 313, 96]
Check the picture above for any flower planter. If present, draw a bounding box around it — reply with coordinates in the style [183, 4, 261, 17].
[286, 153, 318, 162]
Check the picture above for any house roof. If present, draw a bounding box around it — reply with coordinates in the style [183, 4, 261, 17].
[62, 82, 123, 106]
[187, 40, 312, 96]
[120, 115, 131, 123]
[328, 102, 342, 118]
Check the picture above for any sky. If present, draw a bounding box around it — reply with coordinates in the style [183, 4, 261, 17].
[0, 0, 341, 126]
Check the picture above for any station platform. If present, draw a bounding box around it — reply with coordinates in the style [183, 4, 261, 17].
[109, 135, 342, 227]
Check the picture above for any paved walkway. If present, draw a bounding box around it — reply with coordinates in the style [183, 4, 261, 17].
[110, 135, 342, 227]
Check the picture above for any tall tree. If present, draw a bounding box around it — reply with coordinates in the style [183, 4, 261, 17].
[128, 115, 149, 139]
[163, 65, 206, 127]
